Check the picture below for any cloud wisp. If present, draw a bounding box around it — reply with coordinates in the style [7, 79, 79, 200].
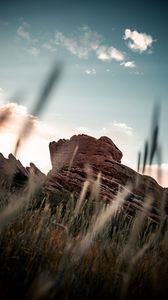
[55, 27, 102, 59]
[16, 24, 153, 67]
[43, 42, 57, 52]
[0, 88, 7, 104]
[85, 68, 96, 75]
[120, 61, 136, 68]
[53, 26, 138, 69]
[17, 22, 38, 43]
[96, 46, 124, 62]
[124, 29, 153, 53]
[24, 47, 40, 57]
[17, 22, 40, 57]
[15, 23, 154, 67]
[54, 26, 125, 63]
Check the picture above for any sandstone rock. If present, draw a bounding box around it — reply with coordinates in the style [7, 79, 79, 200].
[46, 134, 168, 222]
[26, 163, 46, 183]
[0, 153, 29, 188]
[0, 153, 46, 189]
[49, 134, 123, 169]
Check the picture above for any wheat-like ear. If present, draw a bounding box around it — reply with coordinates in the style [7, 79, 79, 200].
[31, 62, 63, 117]
[137, 150, 141, 173]
[149, 102, 160, 165]
[74, 185, 130, 259]
[13, 62, 63, 156]
[149, 124, 159, 165]
[0, 170, 38, 231]
[137, 102, 161, 175]
[142, 140, 148, 174]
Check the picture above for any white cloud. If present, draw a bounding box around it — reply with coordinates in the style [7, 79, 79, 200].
[17, 22, 38, 43]
[85, 68, 96, 75]
[120, 61, 136, 68]
[124, 29, 153, 53]
[111, 121, 133, 135]
[55, 27, 102, 59]
[96, 46, 124, 61]
[77, 122, 133, 140]
[25, 47, 40, 57]
[0, 102, 33, 132]
[0, 88, 7, 104]
[0, 102, 54, 172]
[17, 22, 31, 41]
[43, 43, 57, 52]
[54, 26, 125, 64]
[17, 22, 40, 57]
[129, 70, 144, 76]
[99, 122, 134, 141]
[77, 127, 90, 133]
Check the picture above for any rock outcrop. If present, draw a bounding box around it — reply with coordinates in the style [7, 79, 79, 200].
[46, 134, 168, 222]
[49, 135, 123, 169]
[0, 153, 29, 188]
[0, 153, 46, 189]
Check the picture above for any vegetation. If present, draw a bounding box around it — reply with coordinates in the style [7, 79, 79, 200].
[0, 169, 167, 300]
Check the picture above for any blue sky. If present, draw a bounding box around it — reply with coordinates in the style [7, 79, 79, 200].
[0, 0, 168, 174]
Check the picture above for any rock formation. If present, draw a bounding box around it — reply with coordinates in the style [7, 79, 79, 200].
[0, 134, 167, 222]
[46, 134, 168, 222]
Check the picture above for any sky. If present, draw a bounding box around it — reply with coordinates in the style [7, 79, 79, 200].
[0, 0, 168, 185]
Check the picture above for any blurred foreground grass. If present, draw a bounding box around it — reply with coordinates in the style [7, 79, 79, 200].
[0, 180, 168, 300]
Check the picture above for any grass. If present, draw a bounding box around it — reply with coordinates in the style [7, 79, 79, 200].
[0, 172, 168, 300]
